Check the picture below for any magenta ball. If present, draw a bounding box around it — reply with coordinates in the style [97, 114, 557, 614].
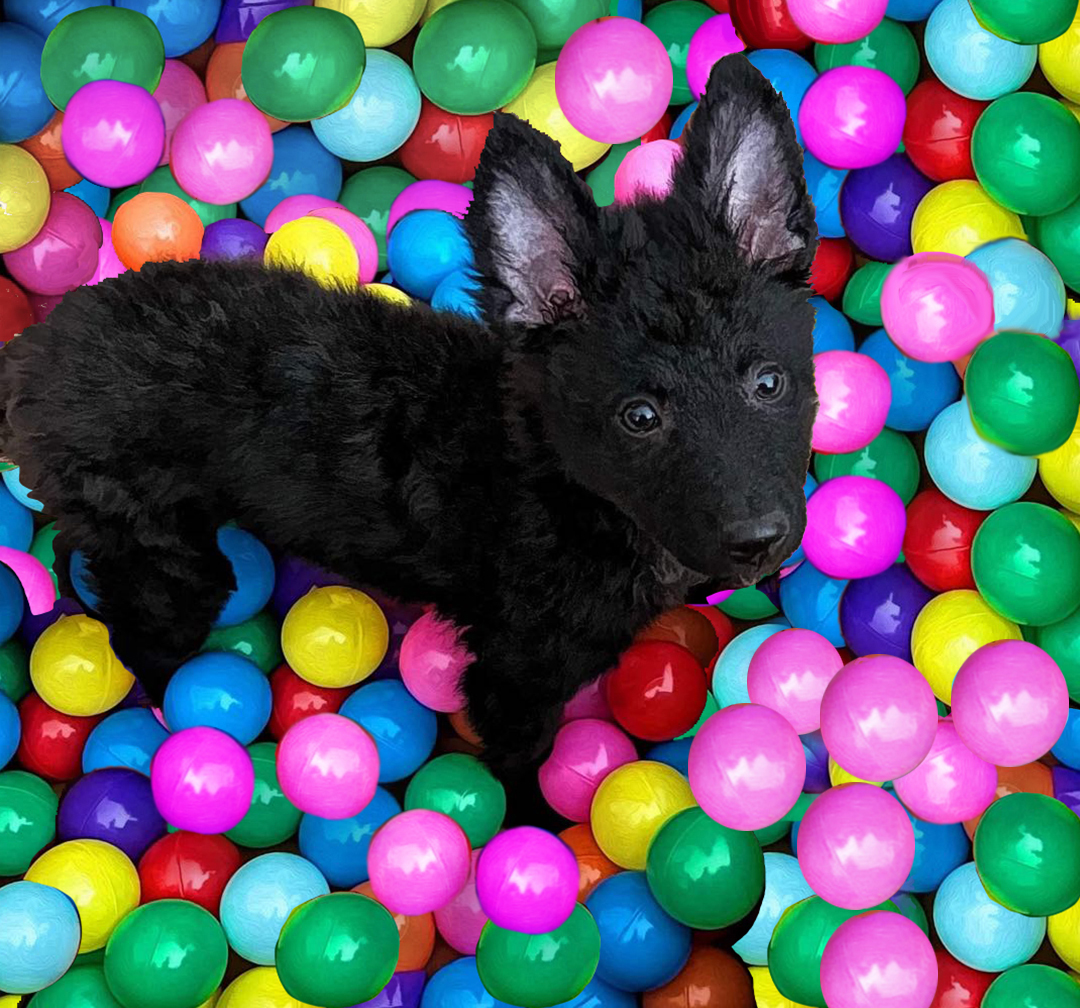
[820, 655, 938, 782]
[3, 192, 102, 295]
[153, 59, 207, 167]
[539, 718, 638, 822]
[812, 351, 892, 454]
[561, 677, 614, 723]
[686, 15, 745, 100]
[276, 712, 379, 819]
[367, 809, 471, 915]
[880, 252, 995, 363]
[150, 726, 254, 834]
[399, 611, 470, 714]
[614, 140, 683, 203]
[309, 207, 378, 284]
[434, 849, 488, 954]
[387, 180, 473, 236]
[476, 826, 579, 934]
[688, 703, 806, 831]
[88, 218, 127, 286]
[746, 628, 844, 734]
[788, 0, 888, 43]
[798, 784, 915, 910]
[799, 66, 906, 170]
[555, 17, 674, 144]
[821, 911, 938, 1008]
[803, 476, 907, 579]
[951, 640, 1069, 768]
[264, 194, 347, 234]
[893, 718, 997, 824]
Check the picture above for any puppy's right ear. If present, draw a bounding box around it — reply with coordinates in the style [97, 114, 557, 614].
[465, 112, 599, 327]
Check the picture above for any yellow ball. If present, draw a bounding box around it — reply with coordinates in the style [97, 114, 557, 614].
[1040, 10, 1080, 103]
[363, 282, 413, 307]
[1040, 408, 1080, 513]
[281, 585, 389, 688]
[421, 0, 462, 22]
[589, 759, 695, 870]
[1051, 895, 1080, 971]
[828, 757, 883, 787]
[315, 0, 425, 46]
[911, 589, 1023, 703]
[0, 144, 50, 254]
[30, 614, 135, 717]
[503, 63, 611, 171]
[218, 967, 315, 1008]
[911, 180, 1027, 256]
[265, 218, 359, 292]
[750, 967, 814, 1008]
[25, 839, 140, 952]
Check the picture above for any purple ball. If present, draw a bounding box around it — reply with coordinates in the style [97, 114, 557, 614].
[57, 767, 166, 860]
[839, 563, 934, 662]
[215, 0, 312, 42]
[19, 595, 83, 648]
[1055, 319, 1080, 382]
[366, 595, 424, 680]
[201, 218, 268, 261]
[270, 554, 341, 618]
[839, 154, 934, 262]
[801, 730, 831, 794]
[1054, 765, 1080, 819]
[354, 970, 426, 1008]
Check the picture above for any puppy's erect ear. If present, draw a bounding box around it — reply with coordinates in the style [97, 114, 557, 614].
[465, 112, 599, 327]
[675, 53, 817, 279]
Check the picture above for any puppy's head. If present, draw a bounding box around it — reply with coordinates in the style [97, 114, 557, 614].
[465, 54, 818, 587]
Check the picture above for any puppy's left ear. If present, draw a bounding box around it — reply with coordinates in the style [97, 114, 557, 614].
[674, 53, 817, 280]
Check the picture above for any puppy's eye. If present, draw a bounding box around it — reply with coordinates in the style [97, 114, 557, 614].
[754, 367, 786, 402]
[620, 399, 662, 435]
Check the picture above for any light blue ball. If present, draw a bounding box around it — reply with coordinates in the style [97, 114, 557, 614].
[82, 708, 170, 775]
[1051, 708, 1080, 770]
[163, 652, 271, 744]
[746, 49, 817, 147]
[313, 50, 421, 162]
[966, 238, 1066, 338]
[298, 786, 400, 889]
[779, 561, 848, 647]
[886, 0, 942, 19]
[339, 679, 437, 783]
[924, 398, 1037, 509]
[646, 738, 691, 777]
[925, 0, 1037, 101]
[669, 102, 696, 140]
[732, 852, 814, 967]
[2, 467, 43, 512]
[0, 691, 20, 768]
[432, 269, 482, 321]
[0, 24, 54, 144]
[422, 957, 516, 1008]
[713, 622, 791, 707]
[240, 126, 343, 229]
[934, 861, 1045, 972]
[900, 800, 971, 893]
[0, 567, 25, 646]
[65, 179, 111, 219]
[0, 480, 33, 552]
[859, 328, 961, 432]
[215, 526, 275, 628]
[115, 0, 221, 57]
[802, 153, 847, 239]
[810, 296, 855, 354]
[387, 210, 474, 300]
[5, 0, 109, 37]
[0, 880, 81, 994]
[219, 852, 329, 966]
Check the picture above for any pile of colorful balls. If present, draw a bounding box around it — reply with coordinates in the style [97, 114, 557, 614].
[3, 0, 1080, 1006]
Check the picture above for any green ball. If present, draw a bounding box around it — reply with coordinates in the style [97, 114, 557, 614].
[275, 892, 399, 1008]
[29, 522, 60, 598]
[984, 964, 1080, 1008]
[29, 964, 123, 1008]
[814, 18, 920, 94]
[971, 502, 1080, 626]
[753, 818, 790, 846]
[404, 752, 506, 847]
[339, 166, 417, 272]
[414, 0, 538, 115]
[107, 186, 141, 223]
[476, 903, 600, 1008]
[225, 742, 301, 848]
[512, 0, 608, 53]
[676, 690, 717, 740]
[1030, 195, 1080, 293]
[586, 141, 638, 207]
[814, 427, 921, 505]
[841, 262, 892, 327]
[139, 167, 236, 225]
[40, 6, 165, 111]
[970, 0, 1079, 44]
[644, 1, 715, 106]
[1033, 606, 1080, 702]
[972, 93, 1080, 217]
[0, 770, 58, 875]
[0, 637, 30, 702]
[975, 792, 1080, 917]
[892, 891, 930, 936]
[717, 585, 779, 620]
[242, 6, 365, 123]
[103, 900, 227, 1008]
[203, 610, 282, 674]
[645, 806, 764, 930]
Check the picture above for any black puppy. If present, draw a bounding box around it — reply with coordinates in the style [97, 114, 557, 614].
[0, 54, 817, 771]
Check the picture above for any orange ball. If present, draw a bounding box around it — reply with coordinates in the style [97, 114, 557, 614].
[448, 709, 482, 747]
[963, 761, 1053, 838]
[637, 606, 722, 668]
[643, 947, 755, 1008]
[558, 823, 620, 902]
[18, 111, 81, 190]
[354, 880, 435, 971]
[205, 42, 289, 133]
[112, 192, 203, 271]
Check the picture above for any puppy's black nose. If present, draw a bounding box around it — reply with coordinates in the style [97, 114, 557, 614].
[723, 512, 790, 565]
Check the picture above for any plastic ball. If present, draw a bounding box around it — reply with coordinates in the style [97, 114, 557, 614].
[802, 152, 848, 240]
[57, 766, 164, 862]
[984, 964, 1080, 1008]
[1040, 8, 1080, 103]
[814, 428, 919, 507]
[839, 563, 934, 662]
[840, 154, 933, 261]
[966, 238, 1066, 339]
[809, 235, 854, 298]
[642, 2, 712, 107]
[405, 752, 506, 847]
[1040, 406, 1080, 514]
[814, 16, 920, 94]
[0, 24, 53, 145]
[779, 560, 848, 646]
[3, 190, 102, 295]
[0, 147, 45, 254]
[220, 741, 297, 848]
[863, 331, 961, 433]
[398, 610, 469, 713]
[267, 664, 349, 741]
[604, 640, 706, 741]
[316, 0, 426, 47]
[539, 718, 637, 822]
[789, 0, 886, 43]
[430, 848, 487, 957]
[643, 947, 754, 1008]
[0, 880, 81, 994]
[731, 852, 814, 967]
[899, 800, 972, 894]
[298, 786, 400, 890]
[902, 78, 985, 184]
[730, 0, 811, 47]
[842, 259, 893, 328]
[811, 350, 891, 454]
[265, 216, 359, 290]
[912, 179, 1026, 256]
[398, 100, 492, 183]
[111, 191, 204, 270]
[387, 209, 473, 299]
[745, 629, 842, 735]
[387, 180, 472, 236]
[238, 125, 342, 226]
[153, 59, 207, 167]
[712, 623, 788, 707]
[16, 693, 101, 783]
[138, 830, 241, 914]
[612, 139, 682, 202]
[684, 15, 746, 100]
[338, 679, 437, 784]
[164, 651, 271, 743]
[0, 770, 58, 875]
[810, 295, 855, 354]
[931, 949, 995, 1008]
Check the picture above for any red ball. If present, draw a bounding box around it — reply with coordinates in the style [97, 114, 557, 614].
[641, 111, 673, 144]
[932, 948, 993, 1008]
[16, 693, 103, 782]
[811, 237, 854, 301]
[731, 0, 810, 50]
[398, 99, 493, 184]
[605, 640, 707, 742]
[902, 79, 987, 184]
[637, 606, 723, 668]
[138, 831, 241, 915]
[0, 278, 34, 344]
[267, 664, 351, 740]
[903, 488, 987, 593]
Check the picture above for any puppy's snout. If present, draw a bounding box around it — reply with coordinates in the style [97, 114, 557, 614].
[722, 510, 791, 565]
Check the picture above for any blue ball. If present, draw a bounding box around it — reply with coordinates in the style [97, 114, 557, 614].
[240, 126, 343, 228]
[2, 467, 43, 513]
[339, 679, 437, 783]
[669, 102, 696, 140]
[586, 871, 690, 993]
[645, 738, 692, 777]
[859, 328, 961, 432]
[886, 0, 943, 19]
[925, 398, 1037, 510]
[4, 0, 109, 36]
[612, 0, 642, 18]
[0, 481, 33, 552]
[422, 957, 516, 1008]
[746, 49, 818, 146]
[779, 561, 848, 647]
[298, 786, 401, 889]
[70, 549, 98, 610]
[115, 0, 221, 57]
[900, 800, 970, 893]
[215, 526, 275, 627]
[712, 622, 791, 707]
[933, 861, 1045, 972]
[966, 238, 1066, 339]
[432, 270, 482, 321]
[387, 210, 474, 300]
[1051, 708, 1080, 770]
[0, 24, 54, 144]
[0, 881, 81, 994]
[732, 852, 814, 966]
[802, 153, 847, 239]
[219, 852, 329, 966]
[781, 473, 818, 568]
[0, 690, 20, 769]
[556, 976, 637, 1008]
[810, 296, 855, 354]
[924, 0, 1037, 101]
[313, 50, 421, 162]
[163, 652, 271, 744]
[0, 567, 25, 646]
[82, 707, 170, 775]
[65, 179, 111, 219]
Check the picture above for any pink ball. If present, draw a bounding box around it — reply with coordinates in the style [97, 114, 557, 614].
[803, 476, 907, 579]
[153, 59, 207, 167]
[821, 911, 938, 1008]
[308, 207, 379, 285]
[434, 848, 488, 954]
[688, 703, 806, 831]
[276, 713, 379, 819]
[476, 826, 579, 934]
[88, 218, 127, 287]
[399, 611, 470, 714]
[746, 629, 844, 734]
[880, 252, 995, 363]
[797, 784, 914, 910]
[812, 350, 891, 454]
[264, 194, 347, 234]
[3, 192, 102, 295]
[951, 640, 1069, 768]
[613, 140, 683, 203]
[150, 726, 254, 835]
[368, 809, 472, 915]
[539, 718, 638, 822]
[820, 655, 938, 783]
[386, 180, 473, 236]
[893, 718, 997, 824]
[555, 17, 674, 144]
[799, 66, 906, 169]
[561, 676, 614, 723]
[686, 15, 746, 100]
[788, 0, 888, 44]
